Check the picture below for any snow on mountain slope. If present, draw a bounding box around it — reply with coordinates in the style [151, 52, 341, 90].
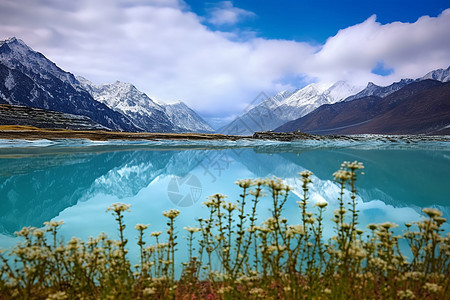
[220, 90, 293, 135]
[343, 79, 414, 103]
[77, 78, 174, 132]
[0, 37, 211, 133]
[0, 37, 138, 131]
[221, 81, 361, 135]
[323, 81, 364, 103]
[78, 77, 213, 133]
[163, 101, 214, 133]
[343, 66, 449, 103]
[80, 80, 161, 116]
[276, 80, 450, 135]
[275, 66, 450, 134]
[0, 37, 78, 88]
[420, 66, 450, 82]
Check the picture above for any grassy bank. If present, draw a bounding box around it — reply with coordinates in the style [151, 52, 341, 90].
[0, 125, 246, 141]
[0, 161, 448, 299]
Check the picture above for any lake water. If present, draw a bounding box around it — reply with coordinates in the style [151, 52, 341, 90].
[0, 138, 449, 262]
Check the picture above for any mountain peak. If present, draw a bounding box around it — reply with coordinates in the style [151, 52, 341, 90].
[0, 37, 31, 51]
[0, 39, 139, 131]
[110, 80, 135, 90]
[164, 101, 214, 133]
[366, 82, 379, 88]
[324, 81, 362, 103]
[0, 37, 17, 45]
[276, 79, 450, 135]
[0, 36, 79, 87]
[0, 37, 214, 134]
[79, 79, 214, 133]
[420, 66, 450, 82]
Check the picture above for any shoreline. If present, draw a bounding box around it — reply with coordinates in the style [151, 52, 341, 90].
[0, 126, 449, 143]
[0, 126, 248, 141]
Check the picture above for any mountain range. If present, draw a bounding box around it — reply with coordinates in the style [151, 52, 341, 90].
[220, 81, 362, 135]
[77, 77, 214, 133]
[276, 78, 450, 135]
[0, 37, 449, 136]
[0, 37, 213, 133]
[222, 66, 450, 136]
[0, 38, 138, 131]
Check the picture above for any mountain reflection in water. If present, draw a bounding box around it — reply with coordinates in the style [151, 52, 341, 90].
[0, 141, 449, 249]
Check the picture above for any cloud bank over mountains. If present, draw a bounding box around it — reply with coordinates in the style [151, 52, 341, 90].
[0, 0, 449, 120]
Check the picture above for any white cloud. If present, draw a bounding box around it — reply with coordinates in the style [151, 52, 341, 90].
[206, 1, 255, 26]
[0, 0, 449, 120]
[307, 10, 450, 86]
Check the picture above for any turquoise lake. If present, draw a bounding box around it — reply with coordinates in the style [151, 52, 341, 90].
[0, 138, 449, 262]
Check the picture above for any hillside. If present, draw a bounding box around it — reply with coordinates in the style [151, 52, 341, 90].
[0, 104, 108, 130]
[275, 80, 450, 135]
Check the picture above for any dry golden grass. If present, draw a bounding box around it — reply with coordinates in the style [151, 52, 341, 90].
[0, 125, 42, 131]
[0, 126, 243, 141]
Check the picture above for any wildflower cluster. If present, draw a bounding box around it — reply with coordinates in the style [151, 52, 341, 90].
[0, 161, 448, 299]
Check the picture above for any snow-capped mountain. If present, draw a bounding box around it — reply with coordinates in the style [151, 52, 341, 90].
[275, 67, 450, 135]
[278, 81, 361, 120]
[323, 81, 364, 103]
[163, 101, 214, 133]
[343, 79, 414, 103]
[0, 37, 138, 131]
[222, 65, 450, 136]
[419, 66, 450, 82]
[77, 78, 175, 132]
[0, 37, 78, 87]
[78, 78, 214, 133]
[276, 79, 450, 135]
[0, 37, 213, 133]
[343, 66, 450, 103]
[221, 81, 361, 135]
[219, 90, 293, 135]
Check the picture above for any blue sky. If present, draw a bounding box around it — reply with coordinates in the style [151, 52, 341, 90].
[0, 0, 449, 125]
[188, 0, 448, 42]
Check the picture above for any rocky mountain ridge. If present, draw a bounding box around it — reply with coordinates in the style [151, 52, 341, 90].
[222, 66, 450, 135]
[343, 66, 450, 103]
[275, 80, 450, 135]
[0, 37, 138, 131]
[0, 104, 108, 130]
[1, 37, 448, 135]
[221, 81, 362, 135]
[0, 37, 214, 133]
[163, 101, 215, 133]
[78, 77, 214, 133]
